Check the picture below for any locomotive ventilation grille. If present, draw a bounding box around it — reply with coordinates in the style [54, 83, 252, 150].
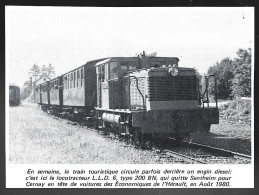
[148, 76, 198, 101]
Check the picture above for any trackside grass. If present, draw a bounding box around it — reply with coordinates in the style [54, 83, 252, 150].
[9, 103, 171, 164]
[9, 102, 251, 163]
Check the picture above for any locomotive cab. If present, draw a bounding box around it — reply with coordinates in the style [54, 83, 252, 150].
[96, 57, 139, 110]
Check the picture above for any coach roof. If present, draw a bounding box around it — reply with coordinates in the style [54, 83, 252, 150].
[95, 58, 111, 67]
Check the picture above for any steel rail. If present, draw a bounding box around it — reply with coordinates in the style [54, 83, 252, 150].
[163, 149, 208, 164]
[182, 140, 251, 161]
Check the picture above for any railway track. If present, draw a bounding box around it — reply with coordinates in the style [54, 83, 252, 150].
[162, 149, 208, 164]
[159, 140, 251, 164]
[181, 140, 251, 163]
[52, 114, 252, 164]
[162, 139, 252, 164]
[212, 132, 251, 141]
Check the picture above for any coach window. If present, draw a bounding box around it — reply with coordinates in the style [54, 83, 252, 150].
[71, 73, 73, 88]
[71, 72, 73, 88]
[101, 65, 105, 82]
[68, 74, 70, 89]
[109, 61, 119, 80]
[73, 72, 75, 88]
[66, 75, 68, 89]
[68, 73, 72, 89]
[67, 74, 70, 89]
[64, 76, 67, 89]
[80, 68, 83, 86]
[77, 70, 80, 88]
[74, 72, 76, 88]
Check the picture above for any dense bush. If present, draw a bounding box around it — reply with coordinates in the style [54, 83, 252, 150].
[20, 81, 31, 101]
[219, 99, 251, 121]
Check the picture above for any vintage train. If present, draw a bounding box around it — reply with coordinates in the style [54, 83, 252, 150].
[36, 53, 219, 147]
[9, 84, 20, 106]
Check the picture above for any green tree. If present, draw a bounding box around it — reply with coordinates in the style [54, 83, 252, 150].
[146, 51, 157, 57]
[206, 48, 251, 99]
[40, 64, 55, 78]
[46, 63, 55, 77]
[135, 51, 157, 57]
[231, 48, 251, 97]
[207, 58, 234, 99]
[28, 64, 41, 82]
[20, 80, 32, 101]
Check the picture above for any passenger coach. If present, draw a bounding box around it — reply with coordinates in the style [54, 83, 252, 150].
[9, 84, 20, 106]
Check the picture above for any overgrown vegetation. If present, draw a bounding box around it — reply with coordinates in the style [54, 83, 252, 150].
[219, 99, 251, 122]
[29, 63, 55, 81]
[207, 48, 251, 99]
[20, 81, 32, 101]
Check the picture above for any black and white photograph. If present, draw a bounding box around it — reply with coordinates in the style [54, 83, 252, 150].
[6, 6, 254, 188]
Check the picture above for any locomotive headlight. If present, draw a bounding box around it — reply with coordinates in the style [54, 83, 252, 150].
[168, 67, 179, 76]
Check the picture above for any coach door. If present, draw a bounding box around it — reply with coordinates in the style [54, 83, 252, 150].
[97, 62, 109, 109]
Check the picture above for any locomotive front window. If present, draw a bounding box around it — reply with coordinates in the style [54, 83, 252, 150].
[121, 62, 128, 75]
[150, 61, 161, 68]
[109, 62, 119, 80]
[120, 61, 137, 75]
[128, 61, 137, 70]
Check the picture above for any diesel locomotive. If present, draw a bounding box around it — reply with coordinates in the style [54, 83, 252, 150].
[36, 53, 219, 146]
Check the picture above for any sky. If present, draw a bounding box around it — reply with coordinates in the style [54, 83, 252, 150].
[6, 7, 254, 87]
